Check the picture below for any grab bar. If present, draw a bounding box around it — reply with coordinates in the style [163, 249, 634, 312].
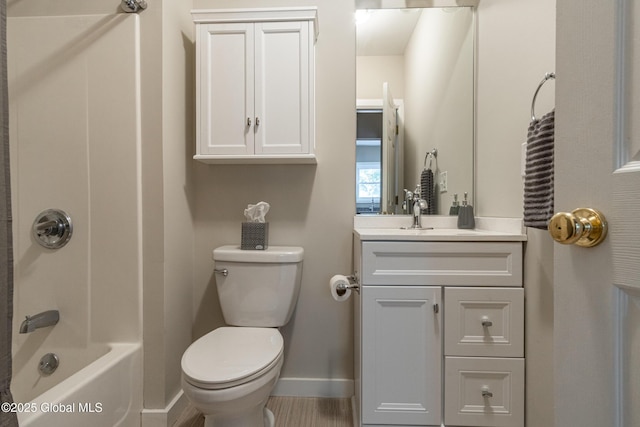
[531, 72, 555, 122]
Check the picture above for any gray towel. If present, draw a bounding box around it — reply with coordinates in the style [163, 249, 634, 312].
[420, 168, 436, 215]
[524, 110, 555, 229]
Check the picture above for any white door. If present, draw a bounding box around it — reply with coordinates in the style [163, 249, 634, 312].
[381, 82, 398, 214]
[555, 1, 640, 426]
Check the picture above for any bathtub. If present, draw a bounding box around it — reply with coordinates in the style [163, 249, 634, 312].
[13, 343, 142, 427]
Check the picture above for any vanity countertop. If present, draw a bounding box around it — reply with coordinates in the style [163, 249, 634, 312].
[354, 216, 527, 242]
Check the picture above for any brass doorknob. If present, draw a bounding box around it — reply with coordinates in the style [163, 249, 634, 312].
[548, 208, 607, 247]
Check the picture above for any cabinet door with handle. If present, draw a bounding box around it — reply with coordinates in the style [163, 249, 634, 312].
[361, 286, 442, 426]
[254, 21, 311, 155]
[197, 22, 254, 156]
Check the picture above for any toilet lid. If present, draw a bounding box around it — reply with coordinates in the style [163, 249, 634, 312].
[181, 327, 283, 389]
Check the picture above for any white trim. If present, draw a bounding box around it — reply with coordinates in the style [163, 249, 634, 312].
[141, 389, 189, 427]
[272, 377, 354, 398]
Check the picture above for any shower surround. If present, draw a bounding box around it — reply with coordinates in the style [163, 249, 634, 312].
[8, 13, 143, 426]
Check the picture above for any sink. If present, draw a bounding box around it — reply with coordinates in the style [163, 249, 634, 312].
[354, 227, 526, 241]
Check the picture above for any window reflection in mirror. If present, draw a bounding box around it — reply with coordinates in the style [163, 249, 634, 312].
[356, 110, 382, 213]
[356, 7, 475, 215]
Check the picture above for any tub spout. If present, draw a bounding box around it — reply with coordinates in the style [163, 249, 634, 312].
[19, 310, 60, 334]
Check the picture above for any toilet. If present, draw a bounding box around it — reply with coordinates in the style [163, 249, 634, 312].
[181, 245, 304, 427]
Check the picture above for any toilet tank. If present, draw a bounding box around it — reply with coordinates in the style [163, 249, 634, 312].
[212, 245, 304, 327]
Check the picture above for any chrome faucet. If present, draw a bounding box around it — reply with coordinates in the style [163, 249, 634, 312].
[19, 310, 60, 334]
[410, 185, 427, 229]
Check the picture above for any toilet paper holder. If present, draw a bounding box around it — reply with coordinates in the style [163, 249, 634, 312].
[336, 275, 360, 296]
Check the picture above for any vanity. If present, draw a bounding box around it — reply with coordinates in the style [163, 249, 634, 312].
[353, 217, 526, 427]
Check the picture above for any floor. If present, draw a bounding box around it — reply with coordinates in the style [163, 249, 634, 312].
[173, 397, 354, 427]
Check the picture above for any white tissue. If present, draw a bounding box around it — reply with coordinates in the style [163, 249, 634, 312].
[329, 275, 351, 302]
[244, 201, 270, 223]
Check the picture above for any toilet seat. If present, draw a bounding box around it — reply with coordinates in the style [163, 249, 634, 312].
[182, 327, 284, 390]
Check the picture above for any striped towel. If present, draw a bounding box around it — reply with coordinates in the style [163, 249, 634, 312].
[420, 168, 436, 215]
[523, 110, 555, 229]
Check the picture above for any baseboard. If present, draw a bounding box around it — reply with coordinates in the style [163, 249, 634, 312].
[272, 377, 354, 398]
[141, 389, 189, 427]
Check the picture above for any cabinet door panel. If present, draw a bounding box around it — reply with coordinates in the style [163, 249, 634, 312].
[362, 286, 442, 426]
[199, 23, 254, 155]
[254, 21, 310, 154]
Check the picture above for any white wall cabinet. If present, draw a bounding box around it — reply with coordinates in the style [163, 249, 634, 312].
[354, 239, 525, 427]
[192, 8, 317, 164]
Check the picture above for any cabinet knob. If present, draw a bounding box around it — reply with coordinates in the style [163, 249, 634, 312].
[481, 316, 492, 327]
[548, 207, 607, 247]
[481, 386, 493, 398]
[255, 117, 261, 126]
[247, 117, 252, 127]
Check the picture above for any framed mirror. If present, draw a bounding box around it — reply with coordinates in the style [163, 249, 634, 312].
[355, 3, 475, 215]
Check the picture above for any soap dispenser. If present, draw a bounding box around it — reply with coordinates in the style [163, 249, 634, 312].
[457, 192, 475, 229]
[449, 193, 460, 216]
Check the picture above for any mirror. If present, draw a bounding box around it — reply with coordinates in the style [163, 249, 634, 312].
[355, 6, 475, 215]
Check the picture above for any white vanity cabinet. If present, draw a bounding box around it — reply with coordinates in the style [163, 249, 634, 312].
[192, 8, 317, 164]
[354, 238, 525, 427]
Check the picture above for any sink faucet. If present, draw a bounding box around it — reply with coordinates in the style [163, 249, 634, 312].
[19, 310, 60, 334]
[410, 185, 427, 229]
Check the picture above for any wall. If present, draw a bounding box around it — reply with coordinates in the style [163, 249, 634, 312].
[141, 0, 196, 421]
[475, 1, 556, 426]
[356, 55, 405, 100]
[404, 8, 474, 214]
[191, 0, 356, 395]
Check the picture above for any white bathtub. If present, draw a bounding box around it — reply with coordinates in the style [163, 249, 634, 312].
[15, 343, 142, 427]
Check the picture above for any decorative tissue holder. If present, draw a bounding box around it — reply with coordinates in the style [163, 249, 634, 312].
[241, 222, 269, 250]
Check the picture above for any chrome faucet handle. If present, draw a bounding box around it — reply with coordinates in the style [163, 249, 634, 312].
[413, 184, 422, 199]
[404, 189, 413, 199]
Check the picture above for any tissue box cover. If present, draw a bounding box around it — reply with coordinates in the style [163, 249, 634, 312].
[241, 222, 269, 250]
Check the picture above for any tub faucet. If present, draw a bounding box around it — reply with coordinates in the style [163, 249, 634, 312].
[19, 310, 59, 334]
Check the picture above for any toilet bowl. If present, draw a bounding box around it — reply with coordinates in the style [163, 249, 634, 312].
[181, 327, 284, 427]
[181, 246, 304, 427]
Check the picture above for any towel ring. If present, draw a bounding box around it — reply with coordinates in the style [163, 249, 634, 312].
[423, 148, 438, 170]
[531, 72, 555, 122]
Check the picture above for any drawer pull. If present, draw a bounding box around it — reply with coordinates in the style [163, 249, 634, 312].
[481, 316, 493, 327]
[481, 387, 493, 398]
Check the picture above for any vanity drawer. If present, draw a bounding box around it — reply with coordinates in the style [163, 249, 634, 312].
[361, 241, 523, 287]
[444, 356, 524, 427]
[444, 287, 524, 357]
